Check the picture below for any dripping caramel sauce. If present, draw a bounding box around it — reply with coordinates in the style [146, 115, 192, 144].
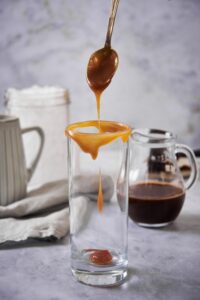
[65, 45, 130, 266]
[97, 170, 104, 212]
[89, 48, 120, 213]
[95, 91, 101, 130]
[87, 46, 119, 129]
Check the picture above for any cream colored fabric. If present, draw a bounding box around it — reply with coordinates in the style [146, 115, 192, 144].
[0, 180, 67, 218]
[0, 180, 69, 244]
[0, 208, 69, 243]
[0, 176, 114, 244]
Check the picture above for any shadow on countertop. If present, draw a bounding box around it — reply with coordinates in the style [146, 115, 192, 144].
[0, 235, 69, 250]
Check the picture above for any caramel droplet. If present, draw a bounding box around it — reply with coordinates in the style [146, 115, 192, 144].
[97, 170, 104, 213]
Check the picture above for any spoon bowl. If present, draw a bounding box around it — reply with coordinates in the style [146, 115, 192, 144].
[87, 47, 119, 94]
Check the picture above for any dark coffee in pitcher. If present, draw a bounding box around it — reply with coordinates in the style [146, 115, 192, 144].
[129, 181, 185, 226]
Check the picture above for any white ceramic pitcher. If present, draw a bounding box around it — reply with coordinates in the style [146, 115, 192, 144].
[5, 86, 70, 187]
[0, 115, 44, 206]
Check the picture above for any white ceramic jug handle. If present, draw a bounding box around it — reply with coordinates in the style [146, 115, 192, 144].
[21, 127, 45, 182]
[175, 144, 199, 190]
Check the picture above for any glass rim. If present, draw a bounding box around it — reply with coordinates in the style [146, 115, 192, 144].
[66, 120, 131, 160]
[66, 120, 131, 137]
[131, 128, 176, 144]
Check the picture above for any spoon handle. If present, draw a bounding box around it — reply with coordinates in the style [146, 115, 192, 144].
[104, 0, 120, 48]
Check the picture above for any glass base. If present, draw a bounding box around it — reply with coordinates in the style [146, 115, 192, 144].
[72, 268, 127, 287]
[137, 221, 172, 228]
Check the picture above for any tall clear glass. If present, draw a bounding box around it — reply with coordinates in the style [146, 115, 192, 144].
[67, 121, 130, 286]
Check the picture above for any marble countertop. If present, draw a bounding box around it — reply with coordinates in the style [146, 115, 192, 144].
[0, 182, 200, 300]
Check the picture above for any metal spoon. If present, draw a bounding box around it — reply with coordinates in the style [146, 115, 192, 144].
[87, 0, 120, 94]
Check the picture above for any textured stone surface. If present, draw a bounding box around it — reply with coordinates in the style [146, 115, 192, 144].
[0, 182, 200, 300]
[0, 0, 200, 147]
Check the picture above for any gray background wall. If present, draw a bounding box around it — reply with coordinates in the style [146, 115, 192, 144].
[0, 0, 200, 148]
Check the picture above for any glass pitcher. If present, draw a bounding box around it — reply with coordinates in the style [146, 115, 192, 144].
[129, 129, 198, 228]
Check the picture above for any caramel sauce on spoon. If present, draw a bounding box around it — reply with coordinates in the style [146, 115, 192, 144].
[87, 46, 119, 122]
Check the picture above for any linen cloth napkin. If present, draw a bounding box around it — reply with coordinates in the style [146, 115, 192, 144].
[0, 175, 114, 244]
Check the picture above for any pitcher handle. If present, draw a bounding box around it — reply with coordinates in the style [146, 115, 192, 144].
[21, 127, 45, 182]
[175, 144, 199, 190]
